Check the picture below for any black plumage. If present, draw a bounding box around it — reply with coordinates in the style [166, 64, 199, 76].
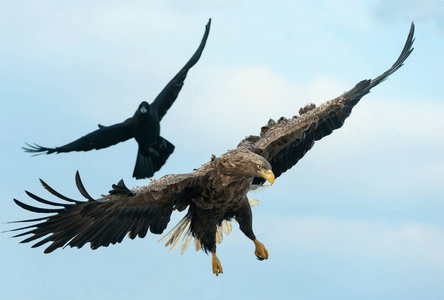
[11, 23, 414, 276]
[24, 19, 211, 179]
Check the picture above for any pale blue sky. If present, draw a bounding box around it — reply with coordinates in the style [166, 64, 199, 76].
[1, 1, 444, 299]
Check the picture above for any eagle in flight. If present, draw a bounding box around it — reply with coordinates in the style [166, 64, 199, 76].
[23, 19, 211, 179]
[11, 23, 414, 276]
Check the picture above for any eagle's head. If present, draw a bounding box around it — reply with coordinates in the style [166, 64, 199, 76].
[218, 148, 275, 185]
[255, 161, 275, 185]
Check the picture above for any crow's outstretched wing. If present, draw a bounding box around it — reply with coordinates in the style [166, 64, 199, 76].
[10, 170, 208, 253]
[151, 19, 211, 121]
[23, 119, 135, 154]
[250, 23, 415, 184]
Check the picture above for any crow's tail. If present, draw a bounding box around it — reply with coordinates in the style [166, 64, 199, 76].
[133, 138, 175, 179]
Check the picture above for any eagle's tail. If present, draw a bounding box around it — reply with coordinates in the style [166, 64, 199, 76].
[133, 137, 175, 179]
[157, 213, 194, 254]
[158, 193, 261, 254]
[157, 213, 233, 255]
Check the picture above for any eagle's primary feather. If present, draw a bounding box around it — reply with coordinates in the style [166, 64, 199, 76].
[10, 23, 415, 276]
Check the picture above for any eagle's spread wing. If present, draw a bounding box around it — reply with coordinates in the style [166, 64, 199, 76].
[251, 23, 415, 184]
[23, 119, 135, 155]
[10, 171, 208, 253]
[151, 19, 211, 122]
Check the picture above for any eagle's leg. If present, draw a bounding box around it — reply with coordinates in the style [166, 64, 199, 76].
[211, 251, 223, 276]
[235, 197, 269, 261]
[253, 239, 269, 261]
[190, 207, 221, 275]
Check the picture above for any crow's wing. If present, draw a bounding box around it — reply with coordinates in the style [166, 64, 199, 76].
[24, 118, 135, 155]
[151, 19, 211, 121]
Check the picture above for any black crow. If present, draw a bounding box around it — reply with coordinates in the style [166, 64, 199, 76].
[24, 19, 211, 179]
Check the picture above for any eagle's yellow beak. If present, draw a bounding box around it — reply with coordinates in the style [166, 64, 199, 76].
[258, 169, 275, 186]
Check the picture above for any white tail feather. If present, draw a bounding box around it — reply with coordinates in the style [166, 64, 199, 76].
[180, 227, 193, 254]
[165, 219, 188, 247]
[216, 227, 223, 244]
[169, 222, 191, 251]
[158, 215, 191, 249]
[195, 237, 201, 251]
[157, 217, 185, 243]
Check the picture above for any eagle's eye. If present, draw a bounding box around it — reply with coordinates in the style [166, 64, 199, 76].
[257, 165, 262, 170]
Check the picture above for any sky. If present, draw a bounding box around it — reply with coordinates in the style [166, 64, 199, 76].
[1, 0, 444, 299]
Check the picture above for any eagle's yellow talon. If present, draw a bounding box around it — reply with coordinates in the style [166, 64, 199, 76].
[254, 239, 269, 260]
[212, 252, 223, 276]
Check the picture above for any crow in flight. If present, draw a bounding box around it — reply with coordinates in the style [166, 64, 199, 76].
[24, 19, 211, 179]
